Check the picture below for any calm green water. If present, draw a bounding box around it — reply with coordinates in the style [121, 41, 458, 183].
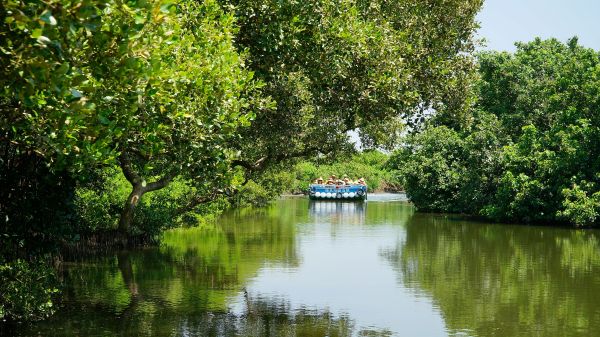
[17, 195, 600, 336]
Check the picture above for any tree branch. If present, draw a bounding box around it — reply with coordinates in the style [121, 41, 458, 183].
[119, 152, 142, 186]
[175, 190, 222, 216]
[143, 172, 177, 193]
[231, 157, 267, 171]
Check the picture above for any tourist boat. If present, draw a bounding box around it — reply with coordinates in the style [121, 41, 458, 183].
[308, 183, 367, 201]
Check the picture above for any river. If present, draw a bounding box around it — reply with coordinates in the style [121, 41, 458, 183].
[17, 194, 600, 336]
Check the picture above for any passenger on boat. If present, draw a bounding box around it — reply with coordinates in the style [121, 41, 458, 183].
[317, 177, 324, 184]
[326, 176, 335, 185]
[343, 175, 350, 185]
[358, 178, 366, 185]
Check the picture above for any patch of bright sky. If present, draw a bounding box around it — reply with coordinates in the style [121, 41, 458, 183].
[477, 0, 600, 52]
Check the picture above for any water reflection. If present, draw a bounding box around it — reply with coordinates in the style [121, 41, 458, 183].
[17, 197, 600, 337]
[385, 213, 600, 337]
[308, 201, 366, 225]
[19, 200, 403, 337]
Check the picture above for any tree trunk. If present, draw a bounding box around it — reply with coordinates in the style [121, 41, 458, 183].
[118, 183, 144, 234]
[117, 152, 177, 235]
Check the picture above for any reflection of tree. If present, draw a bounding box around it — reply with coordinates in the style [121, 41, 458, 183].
[25, 292, 395, 337]
[22, 198, 411, 336]
[21, 204, 303, 336]
[384, 214, 600, 337]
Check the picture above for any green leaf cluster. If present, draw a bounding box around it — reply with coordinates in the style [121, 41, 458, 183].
[1, 0, 262, 173]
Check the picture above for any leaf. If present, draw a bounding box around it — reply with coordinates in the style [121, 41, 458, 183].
[98, 115, 110, 125]
[31, 28, 43, 39]
[160, 3, 174, 14]
[56, 63, 69, 76]
[70, 89, 83, 98]
[135, 14, 146, 25]
[37, 36, 52, 45]
[40, 10, 57, 26]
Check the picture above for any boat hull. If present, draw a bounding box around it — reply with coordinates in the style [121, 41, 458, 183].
[308, 184, 367, 201]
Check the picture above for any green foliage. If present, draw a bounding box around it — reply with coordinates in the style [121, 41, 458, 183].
[1, 0, 262, 172]
[74, 168, 132, 233]
[392, 126, 466, 212]
[477, 37, 600, 138]
[558, 183, 600, 227]
[0, 151, 79, 258]
[233, 151, 400, 207]
[1, 0, 268, 234]
[391, 112, 506, 214]
[0, 259, 59, 322]
[233, 169, 296, 207]
[394, 38, 600, 227]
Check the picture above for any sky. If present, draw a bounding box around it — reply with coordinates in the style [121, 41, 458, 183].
[477, 0, 600, 51]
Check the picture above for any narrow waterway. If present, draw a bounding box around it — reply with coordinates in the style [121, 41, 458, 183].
[18, 195, 600, 336]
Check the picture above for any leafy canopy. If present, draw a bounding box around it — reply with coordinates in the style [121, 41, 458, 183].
[222, 0, 483, 170]
[1, 0, 263, 180]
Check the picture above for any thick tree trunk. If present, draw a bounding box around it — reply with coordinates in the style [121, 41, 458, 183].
[118, 184, 144, 233]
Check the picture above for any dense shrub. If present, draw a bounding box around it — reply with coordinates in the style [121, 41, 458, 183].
[392, 114, 505, 214]
[391, 126, 466, 212]
[233, 170, 296, 207]
[0, 259, 59, 322]
[0, 146, 79, 256]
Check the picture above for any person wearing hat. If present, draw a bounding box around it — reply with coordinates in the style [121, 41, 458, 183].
[317, 177, 324, 184]
[343, 175, 350, 185]
[358, 177, 366, 185]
